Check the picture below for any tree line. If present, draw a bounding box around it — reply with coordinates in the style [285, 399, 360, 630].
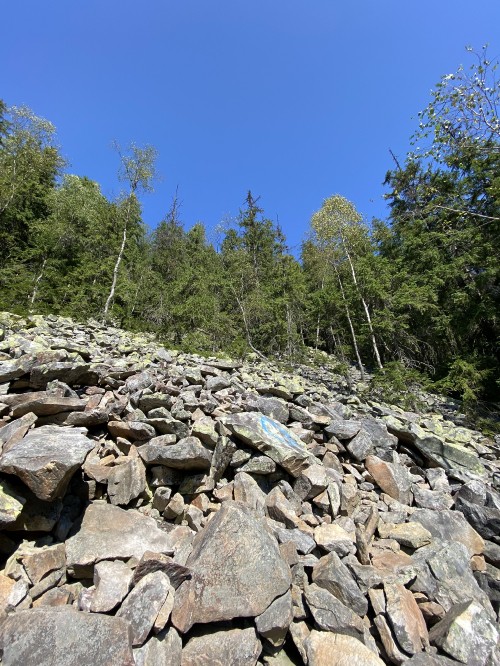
[1, 47, 499, 405]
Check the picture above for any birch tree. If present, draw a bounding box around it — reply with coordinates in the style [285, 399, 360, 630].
[311, 195, 383, 371]
[103, 142, 158, 320]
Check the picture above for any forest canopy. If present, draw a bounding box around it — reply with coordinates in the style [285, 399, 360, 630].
[1, 48, 499, 405]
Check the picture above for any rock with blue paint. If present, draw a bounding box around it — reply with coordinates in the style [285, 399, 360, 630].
[223, 412, 320, 477]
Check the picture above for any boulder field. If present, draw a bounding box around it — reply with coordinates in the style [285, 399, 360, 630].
[0, 312, 499, 665]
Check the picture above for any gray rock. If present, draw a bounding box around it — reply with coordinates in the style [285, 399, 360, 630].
[134, 627, 182, 666]
[206, 375, 231, 392]
[108, 420, 156, 441]
[223, 412, 319, 477]
[138, 437, 212, 470]
[347, 429, 373, 461]
[304, 583, 365, 640]
[0, 412, 37, 451]
[325, 419, 361, 440]
[0, 425, 93, 501]
[171, 501, 291, 633]
[107, 457, 147, 506]
[455, 495, 500, 542]
[410, 508, 484, 557]
[65, 502, 173, 574]
[30, 361, 90, 389]
[90, 560, 133, 612]
[304, 630, 385, 666]
[233, 471, 267, 514]
[0, 479, 26, 527]
[250, 396, 289, 424]
[117, 571, 172, 646]
[182, 627, 262, 665]
[312, 552, 368, 616]
[255, 590, 293, 647]
[429, 600, 499, 665]
[240, 454, 276, 475]
[384, 582, 429, 655]
[0, 607, 135, 666]
[11, 395, 86, 418]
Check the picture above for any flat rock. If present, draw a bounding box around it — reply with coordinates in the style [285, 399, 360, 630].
[134, 627, 182, 666]
[181, 627, 262, 666]
[0, 607, 135, 666]
[379, 522, 432, 549]
[410, 509, 484, 557]
[65, 502, 173, 573]
[0, 479, 26, 527]
[171, 501, 291, 633]
[117, 571, 172, 646]
[0, 425, 93, 501]
[223, 412, 319, 477]
[429, 600, 499, 665]
[108, 420, 156, 441]
[11, 395, 86, 418]
[304, 630, 385, 665]
[138, 437, 212, 470]
[314, 523, 356, 557]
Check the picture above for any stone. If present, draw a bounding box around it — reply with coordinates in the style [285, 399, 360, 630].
[90, 560, 133, 612]
[30, 361, 91, 389]
[429, 600, 499, 665]
[373, 614, 407, 664]
[0, 412, 37, 452]
[206, 375, 231, 392]
[138, 437, 212, 470]
[412, 432, 486, 476]
[314, 523, 356, 557]
[132, 551, 191, 589]
[312, 552, 368, 616]
[240, 454, 276, 474]
[325, 419, 361, 440]
[251, 396, 289, 424]
[11, 395, 86, 418]
[0, 607, 135, 666]
[171, 501, 291, 633]
[255, 590, 293, 647]
[134, 627, 182, 666]
[293, 464, 329, 501]
[379, 522, 432, 549]
[65, 502, 173, 573]
[347, 429, 374, 461]
[384, 582, 429, 655]
[223, 412, 319, 477]
[304, 584, 365, 640]
[304, 630, 385, 665]
[410, 509, 484, 557]
[181, 627, 261, 666]
[107, 457, 147, 506]
[0, 425, 93, 501]
[233, 471, 267, 514]
[117, 571, 172, 646]
[0, 479, 26, 527]
[108, 420, 156, 441]
[190, 417, 218, 448]
[365, 455, 412, 505]
[22, 543, 65, 585]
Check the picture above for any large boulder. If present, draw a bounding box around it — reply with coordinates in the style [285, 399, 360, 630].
[0, 425, 93, 501]
[172, 501, 291, 633]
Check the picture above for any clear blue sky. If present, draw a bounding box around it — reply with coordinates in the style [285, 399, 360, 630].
[3, 1, 500, 254]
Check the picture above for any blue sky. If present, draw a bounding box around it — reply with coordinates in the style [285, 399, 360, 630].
[3, 1, 500, 254]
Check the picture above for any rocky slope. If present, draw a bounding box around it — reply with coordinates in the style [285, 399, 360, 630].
[0, 312, 499, 665]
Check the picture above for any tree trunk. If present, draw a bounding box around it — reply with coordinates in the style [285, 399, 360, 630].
[232, 289, 268, 362]
[343, 241, 383, 370]
[334, 264, 365, 380]
[29, 257, 47, 311]
[103, 197, 132, 320]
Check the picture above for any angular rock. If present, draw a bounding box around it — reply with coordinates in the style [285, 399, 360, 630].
[223, 412, 319, 477]
[134, 627, 182, 666]
[312, 552, 368, 616]
[379, 522, 432, 549]
[412, 432, 486, 476]
[384, 582, 429, 655]
[365, 455, 412, 505]
[255, 590, 293, 647]
[182, 627, 262, 666]
[429, 600, 499, 665]
[0, 425, 93, 501]
[108, 420, 156, 441]
[171, 501, 291, 633]
[304, 583, 365, 640]
[11, 395, 86, 418]
[233, 471, 267, 514]
[90, 560, 133, 612]
[410, 509, 484, 557]
[347, 429, 373, 461]
[117, 571, 172, 646]
[132, 551, 191, 589]
[107, 457, 147, 506]
[314, 523, 356, 557]
[22, 543, 66, 585]
[0, 607, 134, 666]
[65, 502, 173, 573]
[0, 412, 37, 451]
[304, 630, 385, 666]
[0, 479, 26, 527]
[138, 437, 212, 470]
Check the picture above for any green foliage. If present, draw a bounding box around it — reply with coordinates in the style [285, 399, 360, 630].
[369, 362, 428, 411]
[433, 358, 491, 410]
